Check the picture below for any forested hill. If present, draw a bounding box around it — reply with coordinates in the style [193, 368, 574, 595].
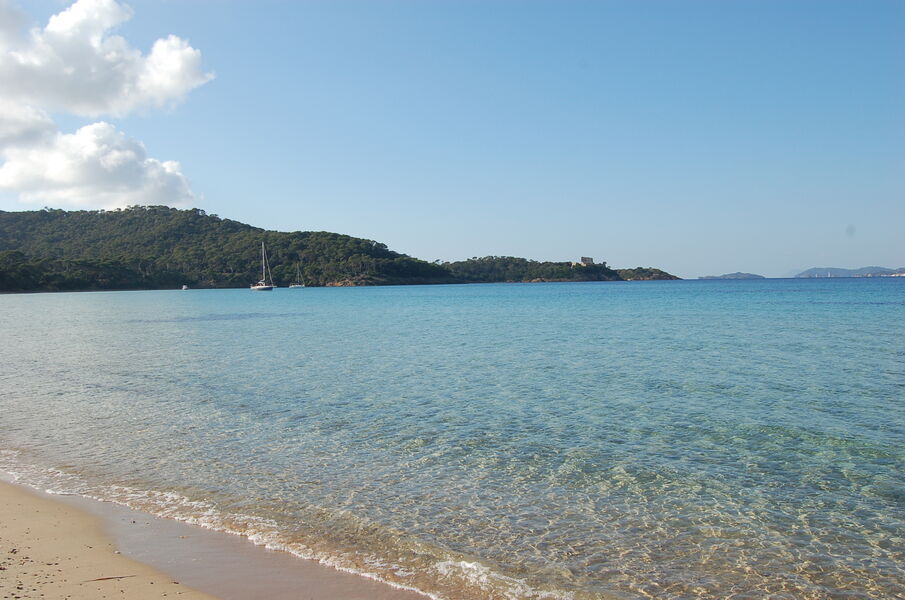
[0, 206, 452, 291]
[616, 267, 681, 281]
[444, 256, 621, 283]
[0, 206, 679, 292]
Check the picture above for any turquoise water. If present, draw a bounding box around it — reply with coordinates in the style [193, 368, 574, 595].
[0, 279, 903, 599]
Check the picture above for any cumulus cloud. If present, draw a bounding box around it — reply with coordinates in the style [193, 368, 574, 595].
[0, 1, 28, 52]
[0, 121, 195, 208]
[0, 0, 213, 117]
[0, 100, 56, 148]
[0, 0, 212, 208]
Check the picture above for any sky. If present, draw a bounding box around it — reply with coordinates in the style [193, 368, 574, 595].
[1, 0, 902, 278]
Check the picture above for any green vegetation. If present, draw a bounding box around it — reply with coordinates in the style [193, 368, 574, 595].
[0, 249, 170, 291]
[0, 206, 679, 292]
[0, 206, 453, 291]
[616, 267, 681, 281]
[443, 256, 620, 282]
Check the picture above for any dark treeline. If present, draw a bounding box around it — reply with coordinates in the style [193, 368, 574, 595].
[0, 207, 678, 292]
[443, 256, 621, 282]
[0, 206, 452, 290]
[616, 267, 680, 281]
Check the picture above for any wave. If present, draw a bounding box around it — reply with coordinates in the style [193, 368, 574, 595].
[0, 447, 582, 600]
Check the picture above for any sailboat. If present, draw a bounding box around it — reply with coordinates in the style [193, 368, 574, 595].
[250, 241, 276, 291]
[289, 263, 305, 288]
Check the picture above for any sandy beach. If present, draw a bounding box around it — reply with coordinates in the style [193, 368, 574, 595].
[0, 481, 217, 600]
[0, 480, 430, 600]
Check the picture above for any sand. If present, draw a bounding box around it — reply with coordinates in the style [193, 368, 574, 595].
[0, 481, 219, 600]
[1, 480, 430, 600]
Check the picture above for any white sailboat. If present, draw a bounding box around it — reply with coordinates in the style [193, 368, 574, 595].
[289, 263, 305, 288]
[250, 241, 276, 291]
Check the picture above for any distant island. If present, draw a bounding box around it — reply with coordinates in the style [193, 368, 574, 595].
[699, 272, 765, 280]
[795, 266, 905, 278]
[0, 207, 680, 292]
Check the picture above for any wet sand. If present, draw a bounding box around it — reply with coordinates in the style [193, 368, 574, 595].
[0, 480, 216, 600]
[0, 481, 429, 600]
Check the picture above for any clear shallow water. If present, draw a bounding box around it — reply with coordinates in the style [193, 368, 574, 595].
[1, 279, 903, 599]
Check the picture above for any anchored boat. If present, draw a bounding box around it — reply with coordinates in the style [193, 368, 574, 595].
[250, 241, 275, 291]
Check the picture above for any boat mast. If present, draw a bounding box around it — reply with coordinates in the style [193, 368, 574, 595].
[261, 241, 266, 282]
[263, 243, 275, 285]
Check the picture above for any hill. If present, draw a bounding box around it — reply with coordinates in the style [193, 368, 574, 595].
[795, 266, 905, 278]
[0, 206, 453, 291]
[616, 267, 681, 281]
[443, 256, 622, 283]
[0, 207, 681, 291]
[699, 272, 765, 280]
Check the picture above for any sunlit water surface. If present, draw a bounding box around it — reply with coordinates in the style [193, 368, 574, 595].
[1, 279, 903, 599]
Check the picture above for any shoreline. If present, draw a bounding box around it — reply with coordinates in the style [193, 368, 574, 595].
[0, 480, 217, 600]
[0, 479, 430, 600]
[6, 276, 905, 295]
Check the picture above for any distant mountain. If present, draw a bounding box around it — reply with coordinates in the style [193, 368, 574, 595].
[699, 272, 765, 280]
[795, 266, 905, 278]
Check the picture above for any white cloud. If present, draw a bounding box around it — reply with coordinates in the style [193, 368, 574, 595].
[0, 0, 212, 209]
[0, 0, 213, 117]
[0, 100, 56, 148]
[0, 0, 28, 52]
[0, 121, 195, 209]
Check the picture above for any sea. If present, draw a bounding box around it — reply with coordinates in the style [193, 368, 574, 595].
[0, 279, 902, 600]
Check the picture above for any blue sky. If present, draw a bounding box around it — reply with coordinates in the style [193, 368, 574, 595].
[1, 0, 902, 278]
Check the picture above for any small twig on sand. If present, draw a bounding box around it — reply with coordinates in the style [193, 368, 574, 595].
[85, 575, 138, 582]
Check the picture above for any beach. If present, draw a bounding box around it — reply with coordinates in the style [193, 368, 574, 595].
[1, 480, 431, 600]
[0, 480, 216, 600]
